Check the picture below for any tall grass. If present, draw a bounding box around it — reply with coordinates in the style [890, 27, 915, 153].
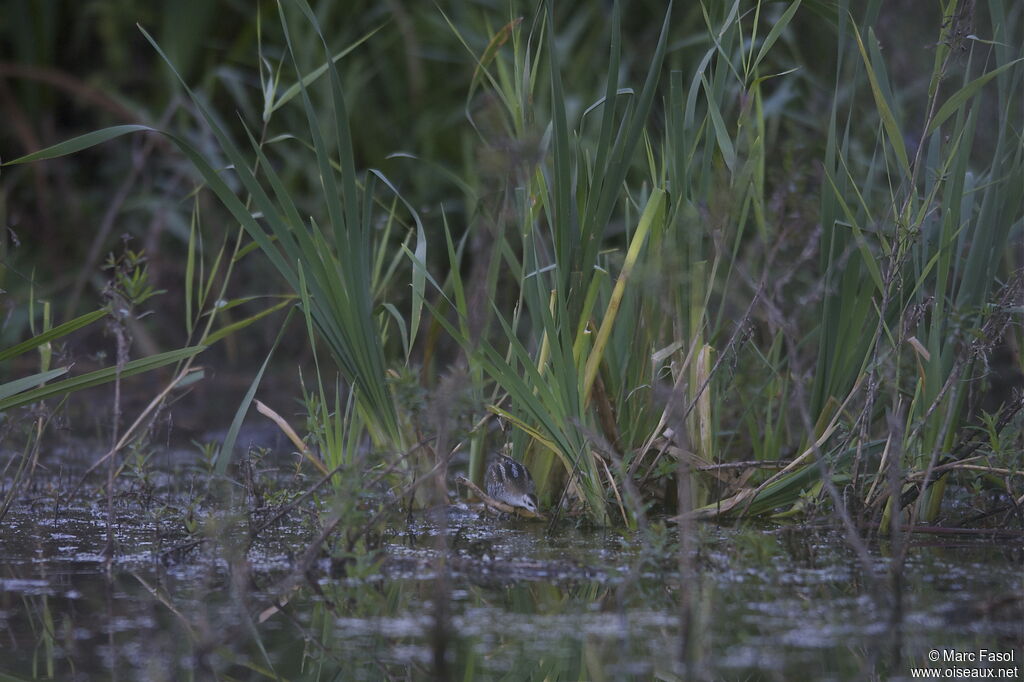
[447, 0, 1024, 525]
[4, 0, 1022, 527]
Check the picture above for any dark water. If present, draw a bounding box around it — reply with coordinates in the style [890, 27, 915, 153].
[1, 450, 1021, 680]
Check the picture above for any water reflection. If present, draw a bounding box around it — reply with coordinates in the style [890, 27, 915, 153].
[1, 496, 1021, 680]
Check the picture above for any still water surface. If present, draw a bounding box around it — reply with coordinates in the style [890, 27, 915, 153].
[1, 451, 1020, 680]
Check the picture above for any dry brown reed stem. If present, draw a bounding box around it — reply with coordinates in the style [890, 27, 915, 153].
[907, 459, 1022, 479]
[643, 207, 802, 498]
[255, 399, 327, 475]
[633, 282, 763, 489]
[695, 459, 790, 472]
[675, 377, 862, 521]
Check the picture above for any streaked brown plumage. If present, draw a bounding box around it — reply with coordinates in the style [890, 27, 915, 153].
[485, 453, 538, 514]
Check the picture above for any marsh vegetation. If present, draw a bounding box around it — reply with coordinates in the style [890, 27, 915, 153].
[1, 0, 1022, 678]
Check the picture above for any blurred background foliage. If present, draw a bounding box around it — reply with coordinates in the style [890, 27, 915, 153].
[0, 0, 948, 358]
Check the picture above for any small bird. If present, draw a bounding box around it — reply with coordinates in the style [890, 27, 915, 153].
[485, 453, 539, 514]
